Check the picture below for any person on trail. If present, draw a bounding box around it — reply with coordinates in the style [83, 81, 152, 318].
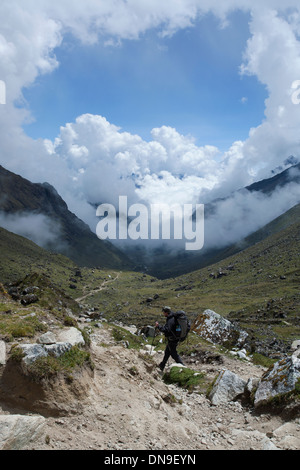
[155, 306, 185, 372]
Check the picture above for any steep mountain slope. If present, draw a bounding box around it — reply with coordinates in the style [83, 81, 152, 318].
[245, 162, 300, 194]
[0, 165, 133, 270]
[144, 203, 300, 279]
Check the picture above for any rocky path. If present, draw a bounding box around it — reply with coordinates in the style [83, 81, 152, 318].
[12, 326, 299, 451]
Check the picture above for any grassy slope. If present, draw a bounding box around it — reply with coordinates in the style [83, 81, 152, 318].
[0, 227, 79, 290]
[147, 203, 300, 279]
[78, 215, 300, 346]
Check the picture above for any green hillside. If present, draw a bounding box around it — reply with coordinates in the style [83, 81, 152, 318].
[147, 203, 300, 279]
[0, 200, 299, 357]
[76, 212, 300, 354]
[0, 226, 77, 288]
[0, 165, 134, 271]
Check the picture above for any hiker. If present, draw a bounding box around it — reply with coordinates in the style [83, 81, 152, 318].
[155, 306, 188, 371]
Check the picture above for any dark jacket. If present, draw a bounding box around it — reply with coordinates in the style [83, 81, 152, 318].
[158, 312, 178, 341]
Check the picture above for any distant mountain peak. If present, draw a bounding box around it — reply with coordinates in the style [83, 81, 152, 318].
[271, 156, 299, 175]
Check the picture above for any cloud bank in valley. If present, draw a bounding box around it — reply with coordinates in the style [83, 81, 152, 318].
[1, 1, 300, 252]
[0, 211, 66, 250]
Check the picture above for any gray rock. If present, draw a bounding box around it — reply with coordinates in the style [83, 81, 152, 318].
[0, 414, 46, 450]
[245, 377, 260, 395]
[208, 369, 246, 405]
[193, 309, 248, 348]
[261, 438, 279, 450]
[20, 341, 72, 364]
[44, 342, 72, 357]
[38, 331, 57, 345]
[56, 327, 85, 346]
[19, 343, 48, 365]
[0, 340, 6, 366]
[291, 339, 300, 351]
[254, 356, 300, 407]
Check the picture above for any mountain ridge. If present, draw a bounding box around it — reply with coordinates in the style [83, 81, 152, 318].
[145, 162, 300, 278]
[0, 165, 133, 271]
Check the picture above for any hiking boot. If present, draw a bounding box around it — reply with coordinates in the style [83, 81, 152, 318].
[158, 362, 165, 371]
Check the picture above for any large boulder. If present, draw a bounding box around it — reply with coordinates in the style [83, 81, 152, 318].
[192, 309, 248, 348]
[208, 369, 247, 405]
[254, 356, 300, 408]
[0, 415, 46, 450]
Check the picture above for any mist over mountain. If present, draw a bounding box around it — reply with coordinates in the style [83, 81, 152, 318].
[0, 165, 133, 271]
[0, 160, 297, 280]
[127, 162, 300, 278]
[0, 161, 299, 278]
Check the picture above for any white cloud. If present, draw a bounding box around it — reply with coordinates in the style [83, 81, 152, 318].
[204, 180, 300, 250]
[0, 211, 67, 249]
[1, 1, 300, 251]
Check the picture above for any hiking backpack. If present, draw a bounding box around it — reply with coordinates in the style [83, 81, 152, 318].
[173, 310, 190, 342]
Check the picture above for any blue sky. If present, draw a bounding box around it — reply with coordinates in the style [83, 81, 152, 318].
[1, 1, 300, 250]
[23, 10, 267, 152]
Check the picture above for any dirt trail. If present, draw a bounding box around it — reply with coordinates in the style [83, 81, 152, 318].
[14, 326, 299, 451]
[75, 272, 121, 303]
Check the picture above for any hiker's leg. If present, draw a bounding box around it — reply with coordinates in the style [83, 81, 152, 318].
[159, 345, 171, 370]
[168, 341, 184, 365]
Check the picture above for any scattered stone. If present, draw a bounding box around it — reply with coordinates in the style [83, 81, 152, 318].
[230, 348, 250, 361]
[38, 331, 57, 345]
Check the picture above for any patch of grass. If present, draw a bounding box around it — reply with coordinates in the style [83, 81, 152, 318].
[111, 325, 145, 350]
[163, 365, 206, 392]
[0, 312, 47, 340]
[252, 352, 276, 368]
[25, 346, 94, 381]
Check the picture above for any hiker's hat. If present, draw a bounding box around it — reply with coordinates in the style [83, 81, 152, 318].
[162, 306, 171, 313]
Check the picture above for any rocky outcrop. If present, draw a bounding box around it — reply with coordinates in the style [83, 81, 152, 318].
[207, 356, 300, 414]
[19, 327, 85, 365]
[192, 309, 248, 348]
[254, 356, 300, 408]
[0, 327, 92, 416]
